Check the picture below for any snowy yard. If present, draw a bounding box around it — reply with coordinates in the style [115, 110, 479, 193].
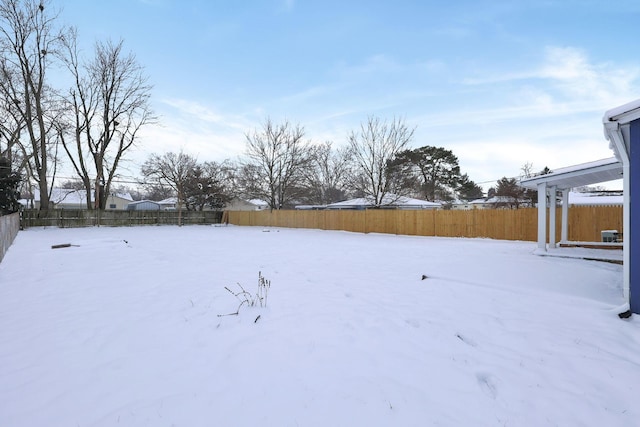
[0, 225, 638, 427]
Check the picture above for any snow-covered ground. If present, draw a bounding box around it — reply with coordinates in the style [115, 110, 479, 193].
[0, 225, 638, 427]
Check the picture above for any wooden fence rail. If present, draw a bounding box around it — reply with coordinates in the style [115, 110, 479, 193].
[227, 206, 623, 242]
[21, 209, 223, 228]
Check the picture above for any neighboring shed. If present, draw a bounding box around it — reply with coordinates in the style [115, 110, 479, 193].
[126, 200, 161, 211]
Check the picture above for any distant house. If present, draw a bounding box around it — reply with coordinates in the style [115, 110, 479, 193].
[466, 197, 500, 209]
[317, 194, 441, 210]
[248, 199, 269, 210]
[295, 204, 328, 210]
[126, 200, 161, 211]
[456, 192, 622, 210]
[449, 200, 475, 210]
[158, 197, 178, 210]
[155, 197, 267, 212]
[224, 198, 269, 211]
[105, 193, 135, 210]
[568, 191, 623, 206]
[21, 188, 133, 210]
[465, 196, 530, 209]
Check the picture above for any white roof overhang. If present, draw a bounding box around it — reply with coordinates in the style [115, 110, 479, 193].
[603, 98, 640, 162]
[519, 157, 623, 190]
[604, 98, 640, 124]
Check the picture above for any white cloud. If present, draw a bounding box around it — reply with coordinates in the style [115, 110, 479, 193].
[127, 98, 258, 170]
[463, 46, 640, 114]
[160, 99, 240, 127]
[539, 46, 594, 80]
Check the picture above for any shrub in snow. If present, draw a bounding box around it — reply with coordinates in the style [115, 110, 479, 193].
[218, 272, 271, 317]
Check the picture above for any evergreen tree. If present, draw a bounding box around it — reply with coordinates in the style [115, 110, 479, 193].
[0, 157, 21, 215]
[495, 177, 525, 209]
[183, 161, 232, 211]
[390, 146, 462, 201]
[456, 173, 484, 201]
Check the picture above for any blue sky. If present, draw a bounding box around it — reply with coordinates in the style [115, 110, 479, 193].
[55, 0, 639, 190]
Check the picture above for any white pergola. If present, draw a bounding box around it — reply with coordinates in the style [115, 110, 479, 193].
[519, 157, 623, 250]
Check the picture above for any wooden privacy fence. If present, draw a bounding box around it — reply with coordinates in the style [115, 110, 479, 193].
[21, 209, 223, 228]
[0, 212, 20, 263]
[227, 205, 623, 242]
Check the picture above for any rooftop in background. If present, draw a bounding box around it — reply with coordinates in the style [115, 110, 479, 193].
[568, 191, 622, 205]
[324, 194, 442, 210]
[20, 188, 133, 205]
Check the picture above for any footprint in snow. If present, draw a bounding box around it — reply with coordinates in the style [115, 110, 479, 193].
[405, 318, 420, 328]
[476, 372, 498, 399]
[456, 333, 478, 347]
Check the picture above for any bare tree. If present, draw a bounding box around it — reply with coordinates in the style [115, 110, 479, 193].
[243, 118, 309, 209]
[0, 86, 24, 162]
[59, 177, 85, 190]
[520, 162, 534, 179]
[59, 32, 154, 209]
[233, 162, 262, 200]
[140, 183, 173, 201]
[518, 163, 551, 207]
[347, 116, 415, 206]
[301, 141, 352, 204]
[141, 151, 197, 225]
[0, 0, 67, 210]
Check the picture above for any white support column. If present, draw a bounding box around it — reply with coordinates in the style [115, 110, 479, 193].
[548, 185, 557, 248]
[605, 122, 630, 300]
[622, 161, 630, 300]
[561, 189, 569, 244]
[537, 182, 547, 250]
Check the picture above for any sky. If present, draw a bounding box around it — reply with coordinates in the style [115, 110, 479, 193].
[53, 0, 640, 191]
